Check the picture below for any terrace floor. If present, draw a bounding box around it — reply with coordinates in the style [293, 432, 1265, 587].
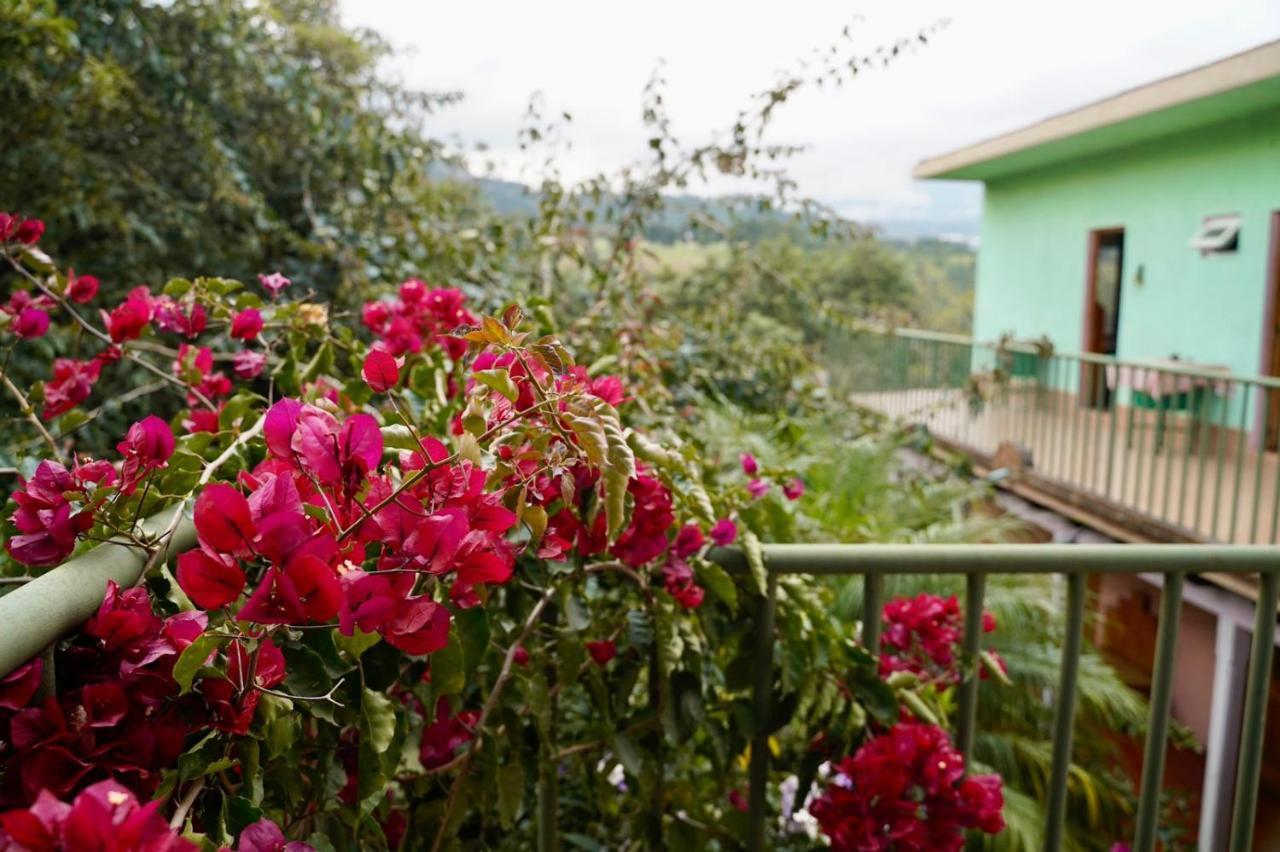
[851, 385, 1280, 547]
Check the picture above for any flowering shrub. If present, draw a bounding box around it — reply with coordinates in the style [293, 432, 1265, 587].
[880, 593, 1007, 686]
[810, 722, 1004, 851]
[0, 216, 1005, 849]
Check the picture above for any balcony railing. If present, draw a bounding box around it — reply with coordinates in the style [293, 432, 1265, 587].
[712, 543, 1280, 852]
[824, 324, 1280, 544]
[4, 517, 1279, 851]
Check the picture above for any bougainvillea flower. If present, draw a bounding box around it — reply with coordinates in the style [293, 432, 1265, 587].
[585, 640, 616, 666]
[419, 697, 479, 770]
[783, 478, 805, 501]
[237, 554, 341, 625]
[101, 286, 154, 343]
[709, 518, 737, 547]
[740, 453, 758, 475]
[13, 307, 50, 339]
[258, 272, 291, 296]
[1, 779, 197, 852]
[234, 817, 315, 852]
[362, 349, 400, 393]
[383, 595, 451, 655]
[177, 550, 246, 610]
[194, 483, 257, 557]
[662, 559, 705, 609]
[672, 524, 704, 559]
[0, 658, 42, 711]
[810, 722, 1004, 851]
[153, 298, 207, 339]
[230, 308, 263, 341]
[226, 637, 287, 690]
[66, 270, 100, 304]
[5, 461, 95, 567]
[610, 473, 675, 568]
[116, 415, 175, 494]
[262, 398, 304, 459]
[747, 479, 769, 499]
[232, 349, 267, 380]
[42, 357, 103, 420]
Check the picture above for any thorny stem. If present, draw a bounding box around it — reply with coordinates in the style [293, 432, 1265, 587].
[429, 584, 557, 852]
[334, 393, 566, 542]
[3, 252, 217, 410]
[0, 372, 64, 461]
[168, 777, 206, 830]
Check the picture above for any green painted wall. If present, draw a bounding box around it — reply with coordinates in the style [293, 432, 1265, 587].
[972, 106, 1280, 387]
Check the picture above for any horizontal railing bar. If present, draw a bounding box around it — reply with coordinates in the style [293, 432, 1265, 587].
[711, 544, 1280, 575]
[854, 322, 1280, 390]
[0, 505, 194, 679]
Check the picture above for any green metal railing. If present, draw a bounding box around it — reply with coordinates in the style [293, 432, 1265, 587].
[714, 544, 1280, 852]
[825, 325, 1280, 544]
[5, 522, 1278, 849]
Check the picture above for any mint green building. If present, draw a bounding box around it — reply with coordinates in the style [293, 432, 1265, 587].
[917, 40, 1280, 413]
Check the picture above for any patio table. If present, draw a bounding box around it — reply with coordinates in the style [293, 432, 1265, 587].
[1105, 360, 1232, 452]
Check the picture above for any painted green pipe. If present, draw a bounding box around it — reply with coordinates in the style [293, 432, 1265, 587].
[0, 505, 194, 679]
[710, 543, 1280, 575]
[747, 572, 778, 852]
[1228, 569, 1280, 852]
[1044, 572, 1087, 851]
[1133, 571, 1185, 852]
[955, 572, 986, 768]
[861, 571, 884, 653]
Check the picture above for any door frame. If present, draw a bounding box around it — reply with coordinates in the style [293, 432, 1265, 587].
[1082, 227, 1126, 407]
[1257, 211, 1280, 450]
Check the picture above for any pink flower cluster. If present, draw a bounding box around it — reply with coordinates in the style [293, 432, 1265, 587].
[361, 280, 475, 359]
[174, 398, 519, 657]
[0, 584, 206, 806]
[4, 459, 114, 567]
[810, 722, 1005, 851]
[0, 779, 196, 851]
[879, 593, 1002, 685]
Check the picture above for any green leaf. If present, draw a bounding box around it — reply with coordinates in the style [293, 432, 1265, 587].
[174, 634, 222, 694]
[742, 529, 768, 596]
[611, 733, 644, 779]
[334, 628, 381, 661]
[431, 633, 466, 695]
[473, 368, 519, 402]
[361, 688, 397, 754]
[497, 758, 524, 829]
[695, 559, 738, 611]
[456, 607, 490, 679]
[626, 610, 654, 649]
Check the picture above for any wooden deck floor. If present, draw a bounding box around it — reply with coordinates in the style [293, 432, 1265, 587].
[852, 386, 1280, 545]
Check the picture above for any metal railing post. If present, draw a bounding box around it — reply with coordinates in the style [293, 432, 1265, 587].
[955, 571, 986, 768]
[747, 571, 778, 852]
[1227, 569, 1280, 852]
[1134, 571, 1185, 852]
[1044, 571, 1087, 851]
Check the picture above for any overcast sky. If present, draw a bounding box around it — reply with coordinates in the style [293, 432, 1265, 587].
[338, 1, 1280, 229]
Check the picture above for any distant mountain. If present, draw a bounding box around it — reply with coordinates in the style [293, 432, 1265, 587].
[452, 171, 981, 245]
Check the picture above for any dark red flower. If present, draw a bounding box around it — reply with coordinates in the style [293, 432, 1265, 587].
[672, 524, 703, 559]
[194, 483, 257, 557]
[66, 270, 100, 304]
[810, 723, 1004, 851]
[0, 659, 42, 710]
[418, 697, 479, 770]
[176, 550, 245, 610]
[783, 478, 805, 500]
[116, 416, 175, 495]
[230, 308, 263, 341]
[42, 358, 102, 420]
[585, 640, 616, 666]
[362, 349, 400, 393]
[101, 287, 154, 343]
